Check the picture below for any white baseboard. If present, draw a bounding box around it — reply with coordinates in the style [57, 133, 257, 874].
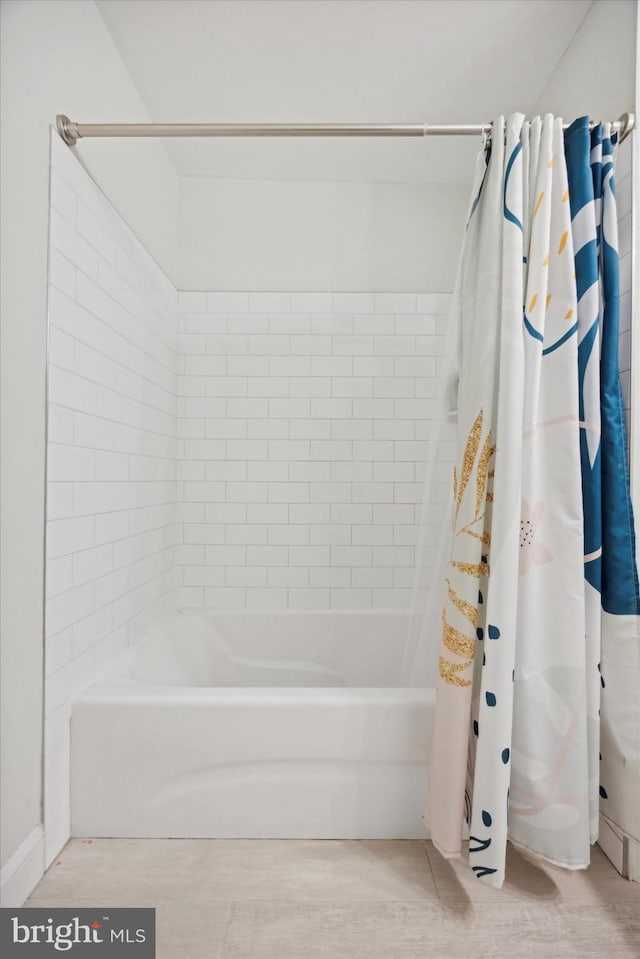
[598, 813, 640, 881]
[0, 825, 45, 907]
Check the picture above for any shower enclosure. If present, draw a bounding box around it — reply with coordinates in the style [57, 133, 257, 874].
[44, 129, 452, 854]
[43, 110, 637, 877]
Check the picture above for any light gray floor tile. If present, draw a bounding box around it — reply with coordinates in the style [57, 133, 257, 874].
[30, 838, 437, 903]
[25, 837, 639, 959]
[29, 839, 209, 902]
[43, 838, 208, 875]
[218, 900, 640, 959]
[151, 901, 231, 959]
[194, 838, 437, 901]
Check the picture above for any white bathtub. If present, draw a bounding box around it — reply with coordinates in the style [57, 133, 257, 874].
[71, 610, 434, 839]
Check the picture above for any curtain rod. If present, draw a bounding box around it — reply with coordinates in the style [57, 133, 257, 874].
[56, 112, 635, 146]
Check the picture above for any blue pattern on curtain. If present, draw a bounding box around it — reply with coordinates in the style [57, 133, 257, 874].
[564, 118, 602, 596]
[595, 126, 640, 616]
[565, 117, 639, 614]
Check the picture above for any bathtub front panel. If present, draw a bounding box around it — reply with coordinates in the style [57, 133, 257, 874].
[71, 685, 433, 839]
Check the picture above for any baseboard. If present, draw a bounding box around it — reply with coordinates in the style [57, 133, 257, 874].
[0, 825, 45, 907]
[598, 812, 640, 881]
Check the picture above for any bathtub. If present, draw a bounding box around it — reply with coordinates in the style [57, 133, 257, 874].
[71, 610, 434, 839]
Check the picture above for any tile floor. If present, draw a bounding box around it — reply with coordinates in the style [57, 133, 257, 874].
[27, 839, 639, 958]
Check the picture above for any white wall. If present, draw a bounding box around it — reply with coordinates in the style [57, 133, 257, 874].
[0, 0, 177, 901]
[44, 134, 178, 864]
[533, 0, 636, 119]
[174, 0, 634, 295]
[178, 177, 470, 293]
[176, 0, 637, 295]
[176, 290, 452, 610]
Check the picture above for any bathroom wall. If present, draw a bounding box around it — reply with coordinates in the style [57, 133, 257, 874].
[175, 292, 451, 610]
[43, 134, 178, 864]
[0, 0, 177, 902]
[177, 178, 470, 293]
[533, 0, 636, 121]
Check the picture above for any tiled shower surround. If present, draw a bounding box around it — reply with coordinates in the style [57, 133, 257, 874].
[175, 291, 450, 610]
[44, 134, 449, 861]
[45, 135, 179, 861]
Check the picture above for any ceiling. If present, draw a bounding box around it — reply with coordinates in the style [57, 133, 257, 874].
[96, 0, 593, 184]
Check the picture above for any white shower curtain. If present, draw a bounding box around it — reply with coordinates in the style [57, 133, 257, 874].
[425, 114, 594, 888]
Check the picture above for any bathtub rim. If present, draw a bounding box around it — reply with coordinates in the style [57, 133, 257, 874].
[73, 684, 436, 706]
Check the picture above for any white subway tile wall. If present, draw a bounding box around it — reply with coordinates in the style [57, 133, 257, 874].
[45, 135, 178, 862]
[45, 138, 453, 863]
[616, 136, 632, 439]
[175, 291, 451, 611]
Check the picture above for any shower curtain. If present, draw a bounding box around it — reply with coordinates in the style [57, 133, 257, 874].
[424, 113, 640, 888]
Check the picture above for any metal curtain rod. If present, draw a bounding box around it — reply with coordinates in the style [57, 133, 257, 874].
[56, 112, 635, 146]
